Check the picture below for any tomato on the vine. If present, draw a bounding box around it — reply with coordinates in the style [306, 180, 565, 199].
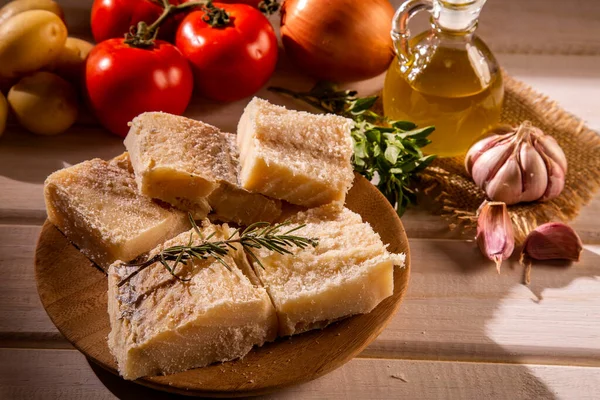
[85, 39, 193, 136]
[175, 2, 278, 102]
[91, 0, 184, 43]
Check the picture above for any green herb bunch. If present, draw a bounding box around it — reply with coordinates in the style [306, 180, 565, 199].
[118, 214, 318, 287]
[269, 82, 436, 216]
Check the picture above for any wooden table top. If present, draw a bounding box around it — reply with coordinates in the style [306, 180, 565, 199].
[0, 1, 599, 399]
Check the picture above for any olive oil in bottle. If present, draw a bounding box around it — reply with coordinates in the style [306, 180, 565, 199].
[384, 0, 503, 157]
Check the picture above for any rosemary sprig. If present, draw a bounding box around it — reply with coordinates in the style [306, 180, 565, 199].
[269, 82, 436, 216]
[117, 215, 318, 287]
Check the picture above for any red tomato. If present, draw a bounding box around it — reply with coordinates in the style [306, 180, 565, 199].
[91, 0, 184, 43]
[175, 3, 278, 102]
[85, 39, 193, 136]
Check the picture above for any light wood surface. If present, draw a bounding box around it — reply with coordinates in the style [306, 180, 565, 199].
[33, 175, 411, 396]
[5, 223, 600, 366]
[1, 0, 600, 398]
[2, 55, 600, 242]
[2, 349, 600, 400]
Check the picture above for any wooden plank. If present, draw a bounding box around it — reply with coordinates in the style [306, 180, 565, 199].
[0, 225, 65, 347]
[1, 53, 600, 239]
[498, 54, 600, 131]
[1, 348, 599, 400]
[396, 237, 600, 366]
[476, 0, 600, 56]
[2, 225, 599, 366]
[56, 0, 600, 55]
[363, 238, 600, 366]
[391, 0, 600, 56]
[0, 128, 124, 224]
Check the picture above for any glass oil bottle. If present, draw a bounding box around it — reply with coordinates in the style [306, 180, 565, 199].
[383, 0, 503, 157]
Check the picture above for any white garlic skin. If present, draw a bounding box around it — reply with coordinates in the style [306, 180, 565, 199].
[518, 141, 548, 202]
[465, 122, 567, 205]
[465, 133, 508, 175]
[536, 134, 567, 173]
[485, 155, 522, 204]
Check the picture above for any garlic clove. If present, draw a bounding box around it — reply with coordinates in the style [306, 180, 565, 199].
[471, 140, 514, 188]
[477, 201, 515, 273]
[484, 155, 523, 205]
[518, 141, 548, 202]
[534, 134, 567, 174]
[465, 133, 511, 175]
[522, 222, 583, 261]
[539, 153, 566, 201]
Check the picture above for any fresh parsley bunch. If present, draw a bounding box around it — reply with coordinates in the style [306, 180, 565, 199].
[269, 82, 436, 216]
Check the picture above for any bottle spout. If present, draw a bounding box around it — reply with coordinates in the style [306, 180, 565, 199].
[433, 0, 486, 32]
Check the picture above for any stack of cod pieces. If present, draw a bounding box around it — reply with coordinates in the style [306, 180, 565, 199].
[44, 97, 405, 380]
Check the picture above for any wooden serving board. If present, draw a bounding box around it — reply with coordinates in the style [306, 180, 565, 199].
[34, 174, 410, 397]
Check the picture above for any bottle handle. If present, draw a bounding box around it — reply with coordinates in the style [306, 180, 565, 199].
[391, 0, 434, 66]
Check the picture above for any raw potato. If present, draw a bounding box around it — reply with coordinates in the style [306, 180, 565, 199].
[0, 0, 64, 26]
[0, 10, 67, 78]
[48, 37, 94, 82]
[0, 91, 7, 137]
[8, 71, 78, 135]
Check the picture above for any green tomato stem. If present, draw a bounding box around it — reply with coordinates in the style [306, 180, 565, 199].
[124, 0, 230, 48]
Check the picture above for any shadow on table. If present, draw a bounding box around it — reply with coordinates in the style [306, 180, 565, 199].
[0, 127, 123, 184]
[414, 241, 600, 399]
[89, 361, 302, 400]
[89, 362, 189, 400]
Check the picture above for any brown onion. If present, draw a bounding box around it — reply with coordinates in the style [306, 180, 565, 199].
[280, 0, 395, 82]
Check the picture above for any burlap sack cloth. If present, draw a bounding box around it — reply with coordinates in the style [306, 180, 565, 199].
[407, 73, 600, 243]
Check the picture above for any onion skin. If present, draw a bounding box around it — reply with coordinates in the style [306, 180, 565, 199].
[280, 0, 395, 82]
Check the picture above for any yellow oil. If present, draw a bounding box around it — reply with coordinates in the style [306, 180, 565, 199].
[383, 34, 504, 157]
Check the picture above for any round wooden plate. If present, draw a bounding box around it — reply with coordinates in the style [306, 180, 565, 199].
[35, 173, 410, 397]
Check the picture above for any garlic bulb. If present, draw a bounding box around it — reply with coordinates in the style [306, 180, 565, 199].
[465, 122, 567, 205]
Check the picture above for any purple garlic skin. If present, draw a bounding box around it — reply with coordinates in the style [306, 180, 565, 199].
[465, 122, 568, 205]
[522, 222, 583, 261]
[476, 201, 515, 273]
